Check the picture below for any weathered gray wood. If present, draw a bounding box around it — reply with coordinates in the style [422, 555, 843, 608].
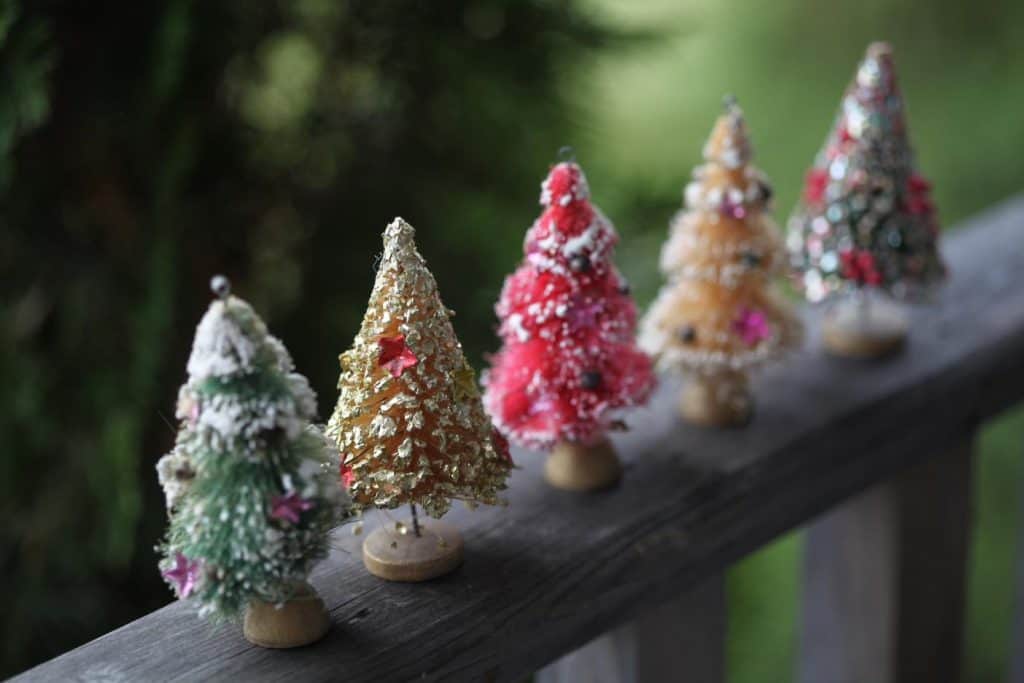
[799, 439, 973, 683]
[1009, 445, 1024, 683]
[12, 196, 1024, 682]
[535, 575, 724, 683]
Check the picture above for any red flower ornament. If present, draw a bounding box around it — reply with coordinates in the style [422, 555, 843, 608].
[804, 169, 829, 204]
[340, 462, 355, 489]
[905, 173, 934, 216]
[840, 249, 883, 286]
[491, 428, 513, 464]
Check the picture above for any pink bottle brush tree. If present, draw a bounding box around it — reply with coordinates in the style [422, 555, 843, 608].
[483, 158, 655, 491]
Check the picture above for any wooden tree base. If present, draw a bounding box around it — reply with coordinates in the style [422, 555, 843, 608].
[680, 371, 752, 428]
[243, 582, 330, 649]
[363, 519, 464, 582]
[544, 439, 621, 492]
[822, 296, 908, 359]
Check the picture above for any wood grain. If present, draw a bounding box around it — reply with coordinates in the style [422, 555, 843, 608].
[12, 196, 1024, 682]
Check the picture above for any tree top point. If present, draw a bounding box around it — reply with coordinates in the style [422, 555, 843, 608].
[381, 217, 422, 268]
[866, 41, 893, 58]
[384, 216, 416, 245]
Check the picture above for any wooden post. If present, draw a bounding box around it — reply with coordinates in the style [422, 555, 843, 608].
[799, 439, 974, 683]
[1009, 456, 1024, 683]
[536, 575, 725, 683]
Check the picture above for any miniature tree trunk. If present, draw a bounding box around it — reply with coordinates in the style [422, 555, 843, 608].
[641, 98, 801, 427]
[544, 439, 621, 492]
[243, 582, 330, 649]
[679, 369, 751, 428]
[822, 291, 908, 359]
[483, 159, 655, 491]
[787, 42, 945, 359]
[327, 218, 512, 581]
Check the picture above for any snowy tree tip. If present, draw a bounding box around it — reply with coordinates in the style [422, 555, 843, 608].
[703, 101, 752, 168]
[866, 41, 893, 58]
[210, 275, 231, 300]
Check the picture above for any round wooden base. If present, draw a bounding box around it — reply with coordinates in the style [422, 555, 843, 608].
[362, 520, 464, 582]
[680, 371, 752, 428]
[544, 439, 621, 492]
[822, 296, 907, 359]
[243, 583, 330, 649]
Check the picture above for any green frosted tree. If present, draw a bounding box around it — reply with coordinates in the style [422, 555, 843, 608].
[157, 277, 350, 620]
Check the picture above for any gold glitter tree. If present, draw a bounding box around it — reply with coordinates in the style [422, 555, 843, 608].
[328, 218, 511, 552]
[641, 98, 801, 427]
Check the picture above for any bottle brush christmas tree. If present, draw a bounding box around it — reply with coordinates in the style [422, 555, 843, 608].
[640, 97, 802, 427]
[787, 42, 945, 358]
[327, 218, 512, 582]
[157, 276, 351, 649]
[482, 157, 655, 491]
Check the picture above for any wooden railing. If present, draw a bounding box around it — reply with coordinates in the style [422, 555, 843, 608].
[12, 196, 1024, 683]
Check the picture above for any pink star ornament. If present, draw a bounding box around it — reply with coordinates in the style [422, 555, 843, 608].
[378, 334, 419, 378]
[270, 491, 315, 524]
[162, 552, 202, 599]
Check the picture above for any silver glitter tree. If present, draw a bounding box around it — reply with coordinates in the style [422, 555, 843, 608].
[787, 42, 945, 304]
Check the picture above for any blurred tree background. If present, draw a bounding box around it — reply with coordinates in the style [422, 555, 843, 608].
[1, 0, 1021, 679]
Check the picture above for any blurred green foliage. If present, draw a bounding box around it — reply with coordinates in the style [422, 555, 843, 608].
[1, 0, 1022, 679]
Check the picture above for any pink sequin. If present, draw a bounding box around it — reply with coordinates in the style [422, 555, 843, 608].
[732, 308, 771, 346]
